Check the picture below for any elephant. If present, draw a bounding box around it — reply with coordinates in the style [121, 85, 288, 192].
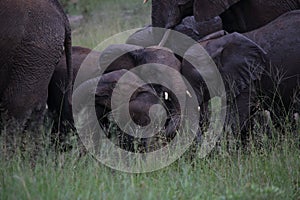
[243, 10, 300, 117]
[173, 16, 223, 41]
[68, 43, 194, 151]
[48, 44, 184, 149]
[0, 0, 72, 148]
[127, 15, 222, 43]
[48, 46, 101, 143]
[182, 32, 268, 145]
[181, 10, 300, 144]
[147, 0, 300, 33]
[98, 44, 184, 112]
[73, 69, 179, 152]
[97, 44, 187, 147]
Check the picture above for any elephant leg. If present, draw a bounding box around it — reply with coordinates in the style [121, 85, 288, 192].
[1, 81, 48, 154]
[228, 86, 256, 149]
[1, 43, 61, 156]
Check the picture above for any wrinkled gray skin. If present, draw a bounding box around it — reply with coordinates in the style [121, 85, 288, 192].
[98, 44, 185, 149]
[100, 44, 184, 112]
[173, 16, 223, 41]
[49, 45, 182, 150]
[182, 32, 268, 144]
[73, 69, 177, 152]
[48, 46, 101, 143]
[182, 11, 300, 143]
[244, 10, 300, 116]
[151, 0, 300, 32]
[0, 1, 72, 137]
[128, 15, 222, 44]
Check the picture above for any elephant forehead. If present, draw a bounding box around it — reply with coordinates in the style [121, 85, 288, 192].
[142, 48, 181, 70]
[131, 86, 159, 100]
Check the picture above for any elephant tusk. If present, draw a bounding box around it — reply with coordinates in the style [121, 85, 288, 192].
[186, 90, 192, 98]
[164, 92, 169, 100]
[158, 29, 171, 47]
[143, 0, 148, 4]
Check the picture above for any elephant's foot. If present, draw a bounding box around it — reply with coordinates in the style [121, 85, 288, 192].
[0, 103, 47, 159]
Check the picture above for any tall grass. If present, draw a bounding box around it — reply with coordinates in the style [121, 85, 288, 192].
[1, 131, 299, 199]
[0, 0, 299, 199]
[66, 0, 151, 48]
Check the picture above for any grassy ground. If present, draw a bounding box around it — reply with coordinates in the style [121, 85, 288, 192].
[1, 0, 300, 199]
[68, 0, 151, 48]
[1, 134, 299, 199]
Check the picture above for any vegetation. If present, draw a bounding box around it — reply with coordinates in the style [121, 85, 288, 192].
[1, 0, 299, 199]
[60, 0, 151, 48]
[1, 128, 299, 199]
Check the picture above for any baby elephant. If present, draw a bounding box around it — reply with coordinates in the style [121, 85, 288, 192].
[48, 46, 178, 151]
[73, 69, 177, 152]
[48, 46, 102, 144]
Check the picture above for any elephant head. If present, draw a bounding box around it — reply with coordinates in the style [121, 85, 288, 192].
[96, 43, 188, 150]
[181, 32, 269, 137]
[73, 69, 180, 152]
[151, 0, 194, 28]
[99, 43, 186, 113]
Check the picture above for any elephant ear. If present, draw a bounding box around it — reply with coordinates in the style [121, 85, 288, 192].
[99, 44, 143, 73]
[194, 0, 240, 21]
[204, 32, 268, 97]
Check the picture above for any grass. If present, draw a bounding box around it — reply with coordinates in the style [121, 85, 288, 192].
[1, 0, 300, 199]
[68, 0, 151, 48]
[1, 133, 299, 199]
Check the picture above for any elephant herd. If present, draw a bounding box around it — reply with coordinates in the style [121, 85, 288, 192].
[0, 0, 299, 153]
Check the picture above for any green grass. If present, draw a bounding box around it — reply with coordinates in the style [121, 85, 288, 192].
[68, 0, 151, 48]
[1, 0, 300, 199]
[1, 134, 299, 199]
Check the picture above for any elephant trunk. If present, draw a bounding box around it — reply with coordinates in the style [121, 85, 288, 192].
[165, 0, 194, 29]
[164, 114, 181, 138]
[165, 7, 182, 29]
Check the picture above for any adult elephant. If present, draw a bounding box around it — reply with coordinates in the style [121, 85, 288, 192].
[243, 10, 300, 116]
[147, 0, 300, 32]
[0, 0, 72, 142]
[182, 32, 268, 145]
[182, 10, 300, 144]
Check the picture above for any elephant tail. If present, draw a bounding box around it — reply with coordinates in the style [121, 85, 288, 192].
[64, 26, 73, 95]
[59, 21, 75, 134]
[52, 0, 73, 93]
